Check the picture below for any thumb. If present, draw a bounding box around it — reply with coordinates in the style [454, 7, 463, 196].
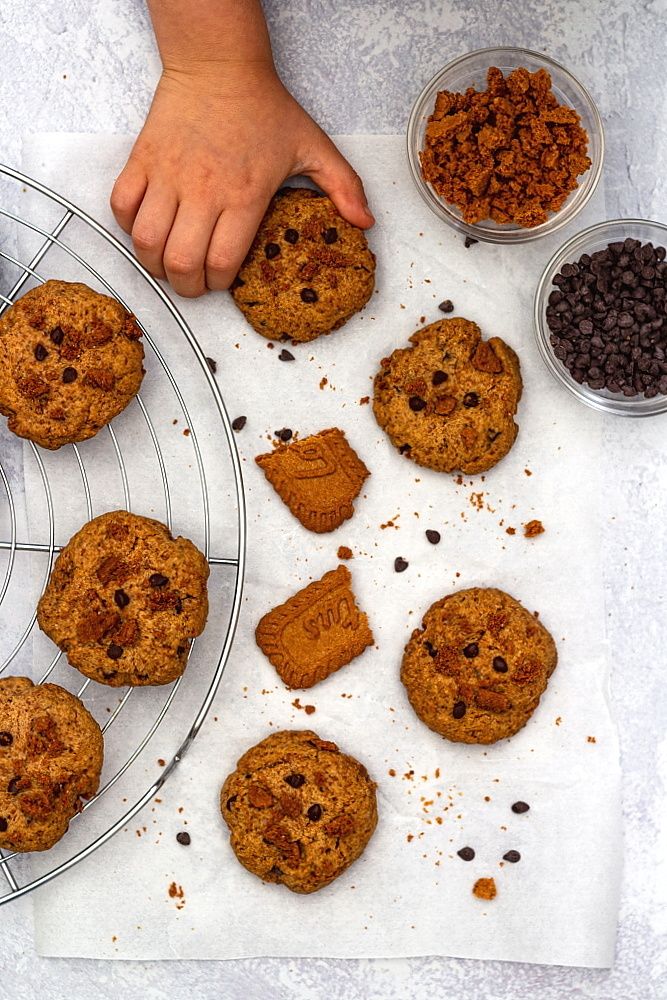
[305, 135, 375, 229]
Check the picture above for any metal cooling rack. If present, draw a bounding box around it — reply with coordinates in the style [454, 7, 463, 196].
[0, 164, 246, 904]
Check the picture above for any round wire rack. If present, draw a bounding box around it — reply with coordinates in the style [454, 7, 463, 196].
[0, 164, 246, 904]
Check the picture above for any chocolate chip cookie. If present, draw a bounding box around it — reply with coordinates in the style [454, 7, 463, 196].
[220, 730, 377, 893]
[37, 511, 209, 687]
[373, 318, 522, 474]
[231, 187, 375, 342]
[401, 587, 557, 743]
[0, 677, 103, 852]
[0, 280, 144, 449]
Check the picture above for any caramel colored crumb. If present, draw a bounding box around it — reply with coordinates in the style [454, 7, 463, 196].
[319, 377, 328, 389]
[524, 519, 545, 538]
[473, 877, 497, 901]
[587, 735, 597, 744]
[359, 395, 370, 405]
[505, 526, 516, 536]
[304, 704, 316, 715]
[337, 545, 353, 560]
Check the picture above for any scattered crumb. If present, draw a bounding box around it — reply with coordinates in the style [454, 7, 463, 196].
[524, 468, 532, 476]
[304, 704, 316, 715]
[337, 545, 353, 560]
[505, 526, 516, 536]
[473, 877, 497, 901]
[319, 377, 328, 389]
[157, 759, 166, 767]
[168, 882, 186, 909]
[388, 768, 396, 777]
[111, 935, 117, 943]
[524, 519, 545, 538]
[267, 342, 274, 349]
[172, 418, 177, 425]
[183, 428, 190, 437]
[359, 395, 370, 405]
[587, 735, 597, 744]
[407, 834, 414, 843]
[555, 716, 562, 726]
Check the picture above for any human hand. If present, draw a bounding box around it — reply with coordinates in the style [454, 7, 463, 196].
[110, 64, 374, 297]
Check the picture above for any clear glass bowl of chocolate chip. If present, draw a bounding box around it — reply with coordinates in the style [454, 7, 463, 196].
[535, 219, 667, 415]
[407, 46, 604, 245]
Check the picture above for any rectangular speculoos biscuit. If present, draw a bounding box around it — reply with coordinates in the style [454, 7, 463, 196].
[255, 427, 369, 533]
[255, 565, 374, 688]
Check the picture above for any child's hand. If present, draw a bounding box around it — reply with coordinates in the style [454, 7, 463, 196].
[111, 64, 374, 298]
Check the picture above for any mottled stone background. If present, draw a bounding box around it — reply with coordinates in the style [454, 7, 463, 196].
[0, 1, 666, 997]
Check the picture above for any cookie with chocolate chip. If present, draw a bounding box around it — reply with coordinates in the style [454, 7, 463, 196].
[220, 729, 377, 893]
[0, 677, 103, 852]
[37, 510, 209, 687]
[401, 587, 557, 743]
[373, 318, 522, 474]
[0, 280, 145, 449]
[230, 188, 375, 342]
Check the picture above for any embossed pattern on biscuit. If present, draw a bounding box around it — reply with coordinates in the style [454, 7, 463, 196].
[255, 427, 370, 533]
[255, 566, 374, 688]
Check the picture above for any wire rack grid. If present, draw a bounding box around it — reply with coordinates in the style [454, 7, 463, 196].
[0, 163, 246, 904]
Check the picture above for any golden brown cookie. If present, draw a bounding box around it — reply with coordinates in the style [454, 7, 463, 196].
[0, 280, 144, 449]
[231, 187, 375, 342]
[401, 587, 557, 744]
[0, 677, 103, 852]
[256, 565, 374, 689]
[255, 427, 370, 533]
[220, 730, 377, 893]
[37, 511, 209, 687]
[373, 318, 522, 474]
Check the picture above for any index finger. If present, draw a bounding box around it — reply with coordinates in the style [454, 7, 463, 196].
[205, 199, 272, 291]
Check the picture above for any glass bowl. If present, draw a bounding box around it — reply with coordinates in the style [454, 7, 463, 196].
[534, 218, 667, 416]
[406, 46, 604, 245]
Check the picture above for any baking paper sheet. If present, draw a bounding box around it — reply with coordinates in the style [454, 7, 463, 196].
[18, 133, 621, 966]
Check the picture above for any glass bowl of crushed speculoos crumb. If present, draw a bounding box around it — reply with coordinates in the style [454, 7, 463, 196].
[407, 47, 604, 245]
[534, 218, 667, 416]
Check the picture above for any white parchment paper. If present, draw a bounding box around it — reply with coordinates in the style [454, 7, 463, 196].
[20, 134, 621, 966]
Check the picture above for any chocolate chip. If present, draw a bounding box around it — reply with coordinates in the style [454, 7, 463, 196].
[149, 573, 169, 587]
[275, 427, 292, 442]
[425, 529, 441, 544]
[432, 370, 448, 386]
[34, 343, 48, 361]
[464, 237, 478, 248]
[62, 366, 77, 383]
[398, 443, 412, 454]
[226, 795, 237, 810]
[50, 326, 64, 345]
[452, 701, 466, 719]
[463, 642, 479, 658]
[546, 239, 667, 398]
[232, 415, 247, 431]
[114, 589, 130, 609]
[285, 773, 305, 788]
[205, 356, 217, 374]
[300, 288, 318, 303]
[106, 644, 123, 660]
[503, 850, 521, 863]
[493, 656, 508, 673]
[409, 395, 426, 411]
[424, 640, 438, 657]
[438, 300, 454, 313]
[322, 227, 338, 244]
[307, 804, 322, 821]
[487, 428, 501, 442]
[0, 732, 13, 747]
[511, 801, 530, 814]
[0, 818, 7, 832]
[279, 349, 295, 362]
[176, 831, 191, 846]
[457, 846, 475, 861]
[174, 598, 183, 614]
[394, 557, 408, 573]
[463, 392, 479, 408]
[265, 242, 281, 260]
[284, 228, 299, 244]
[176, 645, 186, 656]
[7, 777, 21, 795]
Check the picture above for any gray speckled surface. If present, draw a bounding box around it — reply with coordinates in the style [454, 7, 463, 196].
[0, 1, 666, 997]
